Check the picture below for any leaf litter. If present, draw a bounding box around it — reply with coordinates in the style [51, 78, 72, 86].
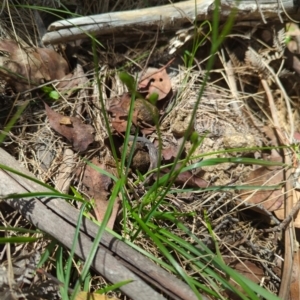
[1, 4, 300, 299]
[107, 92, 159, 134]
[45, 102, 94, 152]
[0, 40, 69, 92]
[138, 67, 172, 100]
[75, 157, 118, 230]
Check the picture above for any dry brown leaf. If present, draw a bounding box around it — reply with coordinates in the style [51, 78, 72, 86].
[107, 94, 129, 133]
[56, 63, 89, 96]
[232, 260, 264, 283]
[247, 146, 300, 227]
[240, 166, 284, 212]
[175, 171, 209, 188]
[294, 132, 300, 141]
[138, 67, 172, 100]
[107, 93, 158, 133]
[156, 165, 209, 188]
[224, 260, 265, 300]
[161, 147, 178, 161]
[161, 143, 185, 161]
[0, 40, 69, 91]
[77, 158, 118, 229]
[45, 103, 94, 152]
[59, 116, 72, 125]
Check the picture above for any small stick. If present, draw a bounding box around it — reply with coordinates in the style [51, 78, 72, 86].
[263, 199, 300, 233]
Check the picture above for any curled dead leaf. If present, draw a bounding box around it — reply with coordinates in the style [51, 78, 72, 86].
[76, 158, 118, 229]
[0, 40, 69, 91]
[45, 103, 94, 152]
[138, 67, 172, 100]
[240, 166, 284, 212]
[294, 132, 300, 141]
[56, 64, 89, 96]
[107, 93, 158, 133]
[175, 171, 209, 188]
[161, 147, 178, 161]
[156, 165, 209, 189]
[224, 259, 265, 300]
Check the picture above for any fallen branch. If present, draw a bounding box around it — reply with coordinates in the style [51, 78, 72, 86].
[260, 78, 298, 300]
[42, 0, 299, 45]
[0, 147, 201, 300]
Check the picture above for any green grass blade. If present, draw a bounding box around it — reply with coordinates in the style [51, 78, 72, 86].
[71, 177, 124, 299]
[96, 280, 133, 294]
[64, 203, 87, 298]
[130, 211, 203, 299]
[56, 245, 65, 297]
[5, 192, 89, 204]
[38, 239, 57, 267]
[0, 101, 28, 144]
[83, 159, 118, 182]
[0, 164, 57, 192]
[0, 237, 39, 243]
[161, 215, 280, 300]
[0, 226, 39, 234]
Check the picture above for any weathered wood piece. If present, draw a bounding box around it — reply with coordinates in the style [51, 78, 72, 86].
[0, 147, 202, 300]
[42, 0, 299, 45]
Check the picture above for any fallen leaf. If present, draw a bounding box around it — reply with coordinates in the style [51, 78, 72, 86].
[107, 93, 131, 133]
[175, 170, 209, 188]
[156, 165, 209, 188]
[45, 103, 94, 152]
[59, 116, 72, 125]
[56, 63, 89, 96]
[0, 40, 69, 91]
[294, 132, 300, 141]
[243, 150, 300, 227]
[231, 260, 264, 283]
[160, 141, 185, 161]
[224, 259, 265, 300]
[138, 67, 172, 100]
[161, 147, 178, 161]
[107, 93, 158, 133]
[76, 158, 118, 229]
[240, 166, 284, 212]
